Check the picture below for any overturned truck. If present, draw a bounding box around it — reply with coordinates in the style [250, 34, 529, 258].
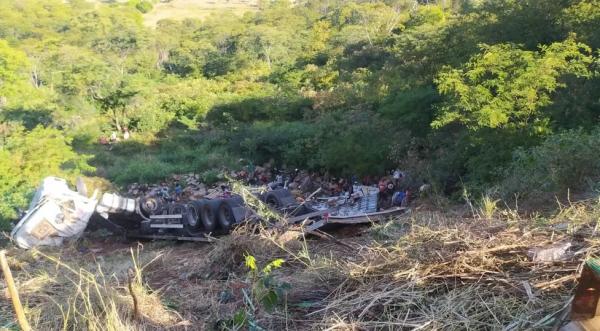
[11, 177, 407, 249]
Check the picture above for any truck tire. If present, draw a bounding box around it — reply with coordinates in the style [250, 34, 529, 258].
[183, 201, 203, 236]
[168, 203, 187, 234]
[264, 189, 296, 209]
[217, 197, 244, 232]
[200, 200, 219, 232]
[140, 196, 162, 218]
[168, 203, 187, 216]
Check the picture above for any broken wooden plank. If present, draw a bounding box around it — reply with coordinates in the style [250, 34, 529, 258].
[0, 250, 31, 331]
[304, 219, 326, 232]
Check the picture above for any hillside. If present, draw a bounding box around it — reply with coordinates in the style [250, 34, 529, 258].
[0, 0, 600, 329]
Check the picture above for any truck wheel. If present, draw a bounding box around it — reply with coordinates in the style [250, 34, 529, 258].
[140, 197, 162, 218]
[200, 200, 219, 232]
[265, 192, 283, 209]
[183, 201, 203, 236]
[169, 203, 187, 215]
[264, 189, 295, 209]
[140, 220, 153, 234]
[217, 197, 244, 232]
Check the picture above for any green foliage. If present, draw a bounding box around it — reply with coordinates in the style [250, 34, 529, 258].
[222, 254, 288, 330]
[1, 0, 600, 218]
[99, 132, 236, 185]
[311, 111, 395, 176]
[95, 85, 138, 131]
[434, 38, 592, 130]
[200, 169, 221, 186]
[562, 0, 600, 49]
[247, 255, 288, 312]
[134, 1, 153, 14]
[478, 194, 500, 220]
[408, 4, 446, 27]
[0, 39, 33, 104]
[501, 128, 600, 197]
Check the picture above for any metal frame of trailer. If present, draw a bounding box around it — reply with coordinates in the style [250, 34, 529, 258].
[124, 206, 409, 242]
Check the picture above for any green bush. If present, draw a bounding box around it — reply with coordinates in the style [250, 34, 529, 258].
[200, 169, 221, 185]
[135, 1, 153, 14]
[501, 128, 600, 197]
[107, 156, 181, 185]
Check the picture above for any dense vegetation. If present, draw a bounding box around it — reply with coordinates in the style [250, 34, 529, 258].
[1, 0, 599, 226]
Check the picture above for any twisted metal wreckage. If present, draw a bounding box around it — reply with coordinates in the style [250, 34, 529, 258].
[11, 177, 408, 249]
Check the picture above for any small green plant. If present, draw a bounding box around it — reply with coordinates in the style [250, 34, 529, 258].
[462, 187, 476, 218]
[225, 254, 289, 330]
[244, 254, 288, 312]
[200, 169, 221, 185]
[478, 194, 500, 220]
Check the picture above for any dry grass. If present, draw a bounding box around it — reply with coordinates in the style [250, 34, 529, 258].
[309, 214, 583, 330]
[2, 197, 600, 330]
[143, 0, 259, 27]
[0, 241, 185, 330]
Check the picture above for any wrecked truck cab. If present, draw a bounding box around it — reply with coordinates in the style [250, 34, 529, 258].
[11, 177, 99, 249]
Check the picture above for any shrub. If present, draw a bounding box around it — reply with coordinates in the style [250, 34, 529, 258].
[501, 128, 600, 197]
[200, 169, 221, 185]
[135, 1, 153, 14]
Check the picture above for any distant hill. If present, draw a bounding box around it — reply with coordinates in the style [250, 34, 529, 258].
[143, 0, 259, 26]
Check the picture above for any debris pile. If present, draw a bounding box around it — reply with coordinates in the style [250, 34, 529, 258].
[124, 166, 415, 210]
[4, 196, 600, 329]
[125, 173, 228, 201]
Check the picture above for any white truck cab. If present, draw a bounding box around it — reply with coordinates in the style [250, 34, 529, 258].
[11, 177, 139, 249]
[11, 177, 99, 249]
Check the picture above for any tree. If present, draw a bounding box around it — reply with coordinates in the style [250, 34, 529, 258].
[0, 40, 31, 106]
[331, 2, 406, 45]
[95, 84, 138, 131]
[433, 38, 592, 130]
[562, 0, 600, 49]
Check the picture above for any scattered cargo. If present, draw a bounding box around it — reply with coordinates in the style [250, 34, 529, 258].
[11, 177, 408, 248]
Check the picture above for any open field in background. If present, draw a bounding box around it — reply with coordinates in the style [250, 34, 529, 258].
[143, 0, 260, 26]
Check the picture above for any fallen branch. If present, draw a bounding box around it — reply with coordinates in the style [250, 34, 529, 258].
[0, 250, 31, 331]
[127, 268, 140, 321]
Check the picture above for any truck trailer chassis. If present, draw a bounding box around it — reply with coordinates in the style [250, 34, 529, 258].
[11, 177, 408, 249]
